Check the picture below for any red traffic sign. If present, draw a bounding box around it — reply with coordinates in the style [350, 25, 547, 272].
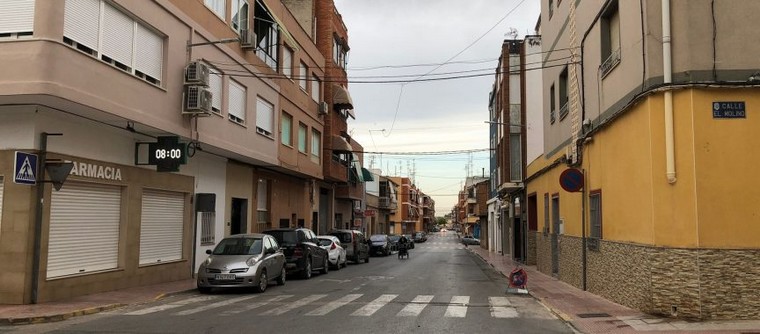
[559, 168, 584, 192]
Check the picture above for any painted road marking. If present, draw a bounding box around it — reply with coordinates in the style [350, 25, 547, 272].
[306, 294, 363, 316]
[351, 294, 398, 316]
[220, 294, 293, 316]
[444, 296, 470, 318]
[489, 297, 518, 318]
[125, 296, 218, 315]
[262, 294, 327, 316]
[396, 295, 434, 317]
[174, 295, 258, 316]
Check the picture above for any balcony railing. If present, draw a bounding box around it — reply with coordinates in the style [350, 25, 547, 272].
[600, 48, 621, 78]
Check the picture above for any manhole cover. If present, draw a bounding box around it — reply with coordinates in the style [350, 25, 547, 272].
[577, 313, 612, 318]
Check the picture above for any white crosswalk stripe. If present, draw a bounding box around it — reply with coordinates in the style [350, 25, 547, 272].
[125, 296, 218, 315]
[489, 297, 518, 318]
[306, 294, 362, 316]
[174, 295, 258, 316]
[351, 294, 397, 316]
[123, 293, 523, 319]
[396, 295, 434, 317]
[261, 294, 327, 316]
[444, 296, 469, 318]
[220, 294, 293, 316]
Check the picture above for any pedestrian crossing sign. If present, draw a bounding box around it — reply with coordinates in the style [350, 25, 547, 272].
[14, 151, 38, 185]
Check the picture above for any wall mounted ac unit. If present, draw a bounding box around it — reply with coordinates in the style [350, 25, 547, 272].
[318, 101, 329, 115]
[184, 61, 210, 87]
[182, 85, 213, 115]
[240, 29, 256, 50]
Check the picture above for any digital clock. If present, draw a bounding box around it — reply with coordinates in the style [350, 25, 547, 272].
[154, 148, 183, 160]
[147, 136, 187, 172]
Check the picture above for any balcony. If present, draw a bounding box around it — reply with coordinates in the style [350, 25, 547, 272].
[379, 197, 398, 210]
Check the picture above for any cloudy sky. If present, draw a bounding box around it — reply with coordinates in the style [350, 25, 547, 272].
[333, 0, 541, 213]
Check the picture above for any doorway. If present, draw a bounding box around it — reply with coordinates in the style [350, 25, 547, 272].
[231, 198, 248, 235]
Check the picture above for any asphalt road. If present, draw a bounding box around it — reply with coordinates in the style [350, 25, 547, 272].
[9, 232, 573, 334]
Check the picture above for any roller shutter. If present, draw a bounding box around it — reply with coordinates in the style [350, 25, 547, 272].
[63, 0, 100, 50]
[0, 0, 35, 34]
[47, 182, 121, 278]
[139, 189, 184, 265]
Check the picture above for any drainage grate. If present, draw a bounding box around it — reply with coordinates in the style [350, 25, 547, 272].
[576, 313, 612, 318]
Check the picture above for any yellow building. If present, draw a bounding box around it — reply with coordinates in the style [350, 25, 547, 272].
[528, 0, 760, 320]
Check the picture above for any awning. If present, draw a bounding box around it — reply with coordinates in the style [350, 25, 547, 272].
[332, 135, 352, 153]
[361, 168, 374, 182]
[332, 84, 354, 113]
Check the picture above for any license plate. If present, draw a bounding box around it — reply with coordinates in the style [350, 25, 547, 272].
[214, 274, 236, 280]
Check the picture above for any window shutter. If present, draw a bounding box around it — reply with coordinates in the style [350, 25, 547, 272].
[282, 47, 292, 78]
[228, 81, 246, 122]
[139, 190, 184, 265]
[134, 24, 163, 80]
[63, 0, 100, 50]
[208, 69, 222, 112]
[256, 98, 274, 133]
[101, 3, 135, 66]
[281, 114, 292, 145]
[0, 0, 35, 34]
[298, 123, 307, 153]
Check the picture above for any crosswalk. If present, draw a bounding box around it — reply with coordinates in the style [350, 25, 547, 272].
[123, 293, 524, 319]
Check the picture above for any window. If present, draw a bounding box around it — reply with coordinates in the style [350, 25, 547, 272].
[231, 0, 249, 34]
[589, 190, 602, 250]
[254, 1, 278, 70]
[282, 46, 293, 78]
[63, 0, 164, 86]
[549, 84, 556, 124]
[559, 67, 569, 120]
[257, 179, 269, 223]
[281, 112, 292, 146]
[311, 75, 321, 102]
[333, 37, 348, 68]
[299, 62, 308, 91]
[208, 64, 223, 114]
[298, 123, 308, 153]
[311, 129, 321, 163]
[600, 1, 620, 77]
[204, 0, 225, 19]
[0, 0, 35, 35]
[256, 97, 274, 137]
[228, 80, 246, 124]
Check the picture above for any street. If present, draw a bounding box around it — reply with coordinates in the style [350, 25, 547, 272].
[7, 232, 572, 334]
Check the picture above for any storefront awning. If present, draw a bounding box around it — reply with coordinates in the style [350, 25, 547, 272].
[332, 84, 354, 113]
[332, 135, 353, 153]
[361, 168, 374, 182]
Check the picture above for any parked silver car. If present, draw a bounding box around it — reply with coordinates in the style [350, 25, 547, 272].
[197, 234, 286, 293]
[318, 235, 347, 270]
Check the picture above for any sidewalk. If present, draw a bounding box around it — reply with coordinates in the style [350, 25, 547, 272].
[467, 246, 760, 334]
[0, 279, 195, 325]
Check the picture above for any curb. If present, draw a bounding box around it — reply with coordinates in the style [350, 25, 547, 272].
[154, 287, 197, 301]
[0, 303, 125, 326]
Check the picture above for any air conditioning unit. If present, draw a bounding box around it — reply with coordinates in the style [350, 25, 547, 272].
[318, 101, 329, 115]
[240, 29, 256, 50]
[182, 85, 213, 115]
[184, 61, 210, 87]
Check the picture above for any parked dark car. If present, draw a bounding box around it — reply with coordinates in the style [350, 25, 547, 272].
[387, 234, 401, 252]
[329, 229, 370, 263]
[197, 234, 285, 293]
[401, 234, 415, 249]
[263, 228, 329, 279]
[413, 232, 427, 243]
[369, 234, 391, 256]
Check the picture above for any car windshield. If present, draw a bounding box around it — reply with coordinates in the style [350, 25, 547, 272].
[318, 239, 333, 247]
[265, 231, 298, 246]
[388, 235, 400, 242]
[370, 235, 386, 242]
[212, 238, 262, 255]
[331, 232, 351, 244]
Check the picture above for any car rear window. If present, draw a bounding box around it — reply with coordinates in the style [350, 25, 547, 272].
[330, 232, 351, 244]
[318, 238, 333, 247]
[370, 235, 386, 242]
[388, 236, 400, 242]
[212, 238, 262, 255]
[265, 231, 298, 246]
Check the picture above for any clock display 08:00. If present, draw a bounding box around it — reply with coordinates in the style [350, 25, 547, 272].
[155, 148, 182, 160]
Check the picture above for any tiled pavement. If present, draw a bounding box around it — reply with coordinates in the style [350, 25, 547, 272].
[467, 245, 760, 334]
[2, 245, 759, 333]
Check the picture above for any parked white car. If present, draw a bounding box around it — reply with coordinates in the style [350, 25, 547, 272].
[318, 235, 347, 270]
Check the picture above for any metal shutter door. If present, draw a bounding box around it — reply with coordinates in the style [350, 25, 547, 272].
[101, 3, 134, 67]
[139, 190, 184, 265]
[134, 24, 163, 80]
[48, 182, 121, 278]
[63, 0, 100, 50]
[0, 0, 35, 34]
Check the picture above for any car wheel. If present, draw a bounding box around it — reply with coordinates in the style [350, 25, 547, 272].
[302, 258, 312, 279]
[342, 255, 348, 268]
[255, 270, 268, 293]
[276, 267, 286, 286]
[334, 257, 341, 271]
[321, 257, 329, 274]
[197, 286, 212, 294]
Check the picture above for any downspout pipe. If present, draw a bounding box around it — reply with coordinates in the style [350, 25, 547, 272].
[663, 0, 677, 184]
